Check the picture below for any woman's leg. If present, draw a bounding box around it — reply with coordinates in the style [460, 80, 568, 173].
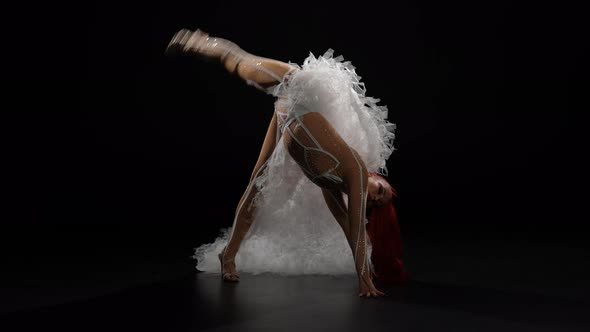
[220, 111, 279, 280]
[167, 30, 289, 278]
[168, 29, 295, 90]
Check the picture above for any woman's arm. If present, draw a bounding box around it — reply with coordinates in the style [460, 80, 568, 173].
[321, 189, 350, 236]
[167, 29, 294, 91]
[345, 161, 384, 297]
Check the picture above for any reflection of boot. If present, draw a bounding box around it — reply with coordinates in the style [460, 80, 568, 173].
[218, 251, 240, 282]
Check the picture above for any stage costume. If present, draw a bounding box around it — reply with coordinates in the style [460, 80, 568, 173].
[194, 49, 403, 281]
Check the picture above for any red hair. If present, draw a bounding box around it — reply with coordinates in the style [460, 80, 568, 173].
[367, 173, 409, 284]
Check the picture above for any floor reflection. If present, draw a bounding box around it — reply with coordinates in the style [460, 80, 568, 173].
[3, 272, 589, 332]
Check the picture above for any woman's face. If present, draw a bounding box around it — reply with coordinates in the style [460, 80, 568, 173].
[367, 176, 393, 209]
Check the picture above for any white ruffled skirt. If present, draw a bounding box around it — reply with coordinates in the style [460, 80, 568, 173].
[194, 49, 395, 275]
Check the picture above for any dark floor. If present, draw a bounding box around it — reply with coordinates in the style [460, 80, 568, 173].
[2, 233, 590, 332]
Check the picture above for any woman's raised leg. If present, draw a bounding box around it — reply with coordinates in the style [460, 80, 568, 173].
[167, 29, 290, 280]
[167, 29, 295, 91]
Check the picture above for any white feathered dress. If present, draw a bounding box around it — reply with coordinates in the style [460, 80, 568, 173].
[193, 49, 396, 275]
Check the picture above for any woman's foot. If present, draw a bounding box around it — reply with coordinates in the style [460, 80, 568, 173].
[166, 29, 208, 56]
[218, 252, 240, 282]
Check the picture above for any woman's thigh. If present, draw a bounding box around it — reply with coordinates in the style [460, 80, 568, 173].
[282, 112, 358, 188]
[247, 110, 279, 183]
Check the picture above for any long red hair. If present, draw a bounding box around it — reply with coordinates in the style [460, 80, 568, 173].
[367, 173, 409, 284]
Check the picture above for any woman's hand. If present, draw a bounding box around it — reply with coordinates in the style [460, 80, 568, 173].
[359, 277, 385, 298]
[359, 267, 385, 297]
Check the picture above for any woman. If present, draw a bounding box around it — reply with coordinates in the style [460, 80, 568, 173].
[167, 29, 408, 297]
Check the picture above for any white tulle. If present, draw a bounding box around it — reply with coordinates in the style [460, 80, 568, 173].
[193, 49, 395, 275]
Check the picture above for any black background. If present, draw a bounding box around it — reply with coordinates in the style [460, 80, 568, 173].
[4, 0, 589, 312]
